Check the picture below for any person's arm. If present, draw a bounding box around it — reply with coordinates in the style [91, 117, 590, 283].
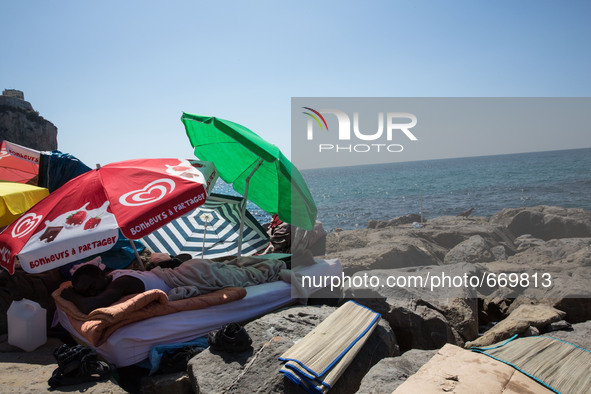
[61, 276, 144, 314]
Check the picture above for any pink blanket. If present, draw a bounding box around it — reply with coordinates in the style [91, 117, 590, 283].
[52, 282, 246, 347]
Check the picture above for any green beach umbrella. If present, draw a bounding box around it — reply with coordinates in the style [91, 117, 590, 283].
[181, 113, 317, 255]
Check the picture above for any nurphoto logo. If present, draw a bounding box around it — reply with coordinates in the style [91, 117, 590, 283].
[302, 107, 418, 153]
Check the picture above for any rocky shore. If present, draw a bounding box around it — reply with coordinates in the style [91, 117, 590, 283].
[1, 205, 590, 393]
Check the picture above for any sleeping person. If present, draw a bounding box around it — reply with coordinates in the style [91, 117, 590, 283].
[61, 257, 288, 314]
[60, 264, 171, 314]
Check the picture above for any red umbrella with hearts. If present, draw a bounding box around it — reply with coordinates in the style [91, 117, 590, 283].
[0, 158, 218, 274]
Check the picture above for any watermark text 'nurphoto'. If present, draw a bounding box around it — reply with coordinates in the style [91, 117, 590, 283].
[303, 108, 418, 154]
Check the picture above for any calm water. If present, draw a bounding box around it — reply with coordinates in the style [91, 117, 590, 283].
[214, 148, 591, 232]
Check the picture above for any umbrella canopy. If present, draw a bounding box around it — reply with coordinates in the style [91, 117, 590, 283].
[0, 181, 49, 227]
[0, 140, 92, 191]
[181, 113, 317, 231]
[0, 141, 40, 184]
[0, 158, 218, 274]
[141, 193, 269, 259]
[38, 150, 92, 192]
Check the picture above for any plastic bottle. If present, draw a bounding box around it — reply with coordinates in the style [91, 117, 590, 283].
[7, 298, 47, 352]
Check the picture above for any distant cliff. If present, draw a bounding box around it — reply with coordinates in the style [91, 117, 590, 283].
[0, 90, 58, 151]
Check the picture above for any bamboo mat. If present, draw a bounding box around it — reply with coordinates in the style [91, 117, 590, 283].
[471, 335, 591, 394]
[279, 301, 380, 393]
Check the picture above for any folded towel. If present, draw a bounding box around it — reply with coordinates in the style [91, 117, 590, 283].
[53, 282, 246, 347]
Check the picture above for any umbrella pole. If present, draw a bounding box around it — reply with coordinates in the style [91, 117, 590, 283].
[202, 223, 207, 259]
[237, 159, 264, 258]
[129, 239, 145, 270]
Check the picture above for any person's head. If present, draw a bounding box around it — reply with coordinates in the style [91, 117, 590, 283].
[71, 264, 111, 296]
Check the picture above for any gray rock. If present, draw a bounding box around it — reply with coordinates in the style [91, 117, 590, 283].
[490, 245, 507, 261]
[444, 235, 494, 265]
[465, 304, 566, 348]
[188, 305, 398, 394]
[544, 320, 572, 333]
[346, 263, 480, 350]
[547, 320, 591, 349]
[0, 97, 58, 151]
[511, 297, 591, 325]
[370, 239, 442, 270]
[490, 205, 591, 241]
[324, 231, 444, 274]
[479, 296, 513, 324]
[418, 216, 516, 252]
[514, 234, 546, 251]
[523, 325, 540, 337]
[324, 214, 522, 274]
[476, 238, 591, 323]
[354, 296, 458, 352]
[439, 297, 479, 343]
[356, 349, 438, 394]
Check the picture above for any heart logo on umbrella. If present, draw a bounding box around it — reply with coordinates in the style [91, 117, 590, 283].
[0, 158, 218, 275]
[119, 178, 176, 207]
[12, 213, 43, 238]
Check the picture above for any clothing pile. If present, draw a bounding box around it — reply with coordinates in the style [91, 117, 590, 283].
[48, 344, 115, 388]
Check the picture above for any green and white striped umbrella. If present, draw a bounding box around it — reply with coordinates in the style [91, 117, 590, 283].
[141, 194, 269, 259]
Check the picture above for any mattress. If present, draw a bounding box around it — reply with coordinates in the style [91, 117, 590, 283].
[57, 258, 342, 367]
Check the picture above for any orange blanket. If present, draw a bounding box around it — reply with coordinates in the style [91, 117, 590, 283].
[52, 282, 246, 347]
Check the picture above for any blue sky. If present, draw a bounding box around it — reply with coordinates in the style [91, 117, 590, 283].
[2, 1, 590, 168]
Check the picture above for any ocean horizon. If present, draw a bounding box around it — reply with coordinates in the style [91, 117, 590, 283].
[213, 147, 591, 232]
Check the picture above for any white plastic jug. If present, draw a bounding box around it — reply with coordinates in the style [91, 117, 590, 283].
[7, 298, 47, 352]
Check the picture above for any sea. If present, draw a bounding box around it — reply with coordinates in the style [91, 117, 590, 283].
[213, 148, 591, 232]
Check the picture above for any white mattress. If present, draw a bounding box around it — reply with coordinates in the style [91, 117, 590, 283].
[57, 258, 342, 367]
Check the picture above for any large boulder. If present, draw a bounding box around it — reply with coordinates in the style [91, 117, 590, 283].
[444, 235, 496, 265]
[355, 296, 458, 352]
[503, 237, 591, 269]
[465, 304, 566, 348]
[346, 262, 481, 350]
[324, 215, 520, 274]
[392, 343, 555, 394]
[476, 238, 591, 323]
[490, 205, 591, 241]
[417, 216, 516, 252]
[513, 234, 546, 251]
[187, 305, 398, 394]
[370, 238, 442, 271]
[324, 230, 444, 274]
[505, 296, 591, 326]
[547, 320, 591, 350]
[356, 349, 437, 394]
